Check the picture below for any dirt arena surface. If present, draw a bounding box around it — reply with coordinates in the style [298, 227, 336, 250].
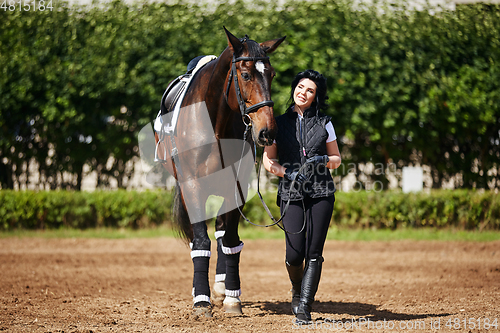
[1, 236, 499, 332]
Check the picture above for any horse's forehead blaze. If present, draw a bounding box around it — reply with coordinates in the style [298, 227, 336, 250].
[255, 61, 265, 75]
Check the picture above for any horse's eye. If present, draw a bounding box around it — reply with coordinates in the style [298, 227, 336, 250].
[241, 73, 251, 81]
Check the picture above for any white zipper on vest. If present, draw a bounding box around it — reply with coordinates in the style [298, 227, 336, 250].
[300, 117, 306, 157]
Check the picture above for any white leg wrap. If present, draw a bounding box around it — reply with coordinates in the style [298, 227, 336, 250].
[193, 294, 211, 304]
[215, 273, 226, 283]
[214, 230, 225, 239]
[225, 289, 242, 297]
[221, 242, 244, 255]
[191, 250, 211, 258]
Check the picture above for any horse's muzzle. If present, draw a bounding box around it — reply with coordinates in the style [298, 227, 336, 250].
[256, 127, 276, 147]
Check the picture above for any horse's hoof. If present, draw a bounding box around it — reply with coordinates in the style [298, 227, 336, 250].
[223, 296, 242, 315]
[212, 282, 225, 303]
[192, 302, 213, 318]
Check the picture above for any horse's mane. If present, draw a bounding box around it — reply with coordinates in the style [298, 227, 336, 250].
[238, 36, 267, 58]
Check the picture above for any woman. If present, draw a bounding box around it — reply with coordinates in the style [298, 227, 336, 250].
[263, 69, 341, 324]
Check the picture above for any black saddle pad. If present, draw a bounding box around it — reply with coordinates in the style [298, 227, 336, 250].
[159, 55, 215, 116]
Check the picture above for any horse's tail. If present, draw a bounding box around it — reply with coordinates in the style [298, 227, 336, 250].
[172, 181, 193, 243]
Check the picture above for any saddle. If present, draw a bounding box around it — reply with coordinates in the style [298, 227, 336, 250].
[154, 55, 216, 164]
[160, 55, 216, 115]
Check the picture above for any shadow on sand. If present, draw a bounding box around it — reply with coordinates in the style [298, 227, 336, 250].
[247, 300, 452, 323]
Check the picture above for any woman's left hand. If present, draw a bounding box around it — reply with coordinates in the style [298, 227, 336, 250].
[306, 155, 329, 166]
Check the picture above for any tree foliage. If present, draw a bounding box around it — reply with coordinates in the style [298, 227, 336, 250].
[1, 0, 499, 189]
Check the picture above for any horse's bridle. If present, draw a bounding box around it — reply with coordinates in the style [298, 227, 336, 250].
[224, 52, 275, 123]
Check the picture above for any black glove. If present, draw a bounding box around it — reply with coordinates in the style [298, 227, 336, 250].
[284, 168, 307, 186]
[306, 155, 329, 166]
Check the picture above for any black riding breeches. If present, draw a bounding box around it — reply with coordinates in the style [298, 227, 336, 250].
[280, 195, 335, 266]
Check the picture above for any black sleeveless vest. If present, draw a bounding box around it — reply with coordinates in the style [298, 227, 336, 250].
[275, 107, 336, 201]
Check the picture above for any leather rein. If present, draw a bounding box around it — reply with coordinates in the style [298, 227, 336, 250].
[236, 126, 310, 235]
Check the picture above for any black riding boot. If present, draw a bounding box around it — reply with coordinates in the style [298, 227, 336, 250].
[285, 261, 303, 315]
[295, 256, 323, 324]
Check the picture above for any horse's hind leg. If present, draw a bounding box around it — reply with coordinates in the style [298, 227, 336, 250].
[191, 221, 212, 317]
[220, 209, 244, 314]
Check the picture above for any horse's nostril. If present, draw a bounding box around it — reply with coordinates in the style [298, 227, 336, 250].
[258, 128, 275, 145]
[258, 129, 269, 141]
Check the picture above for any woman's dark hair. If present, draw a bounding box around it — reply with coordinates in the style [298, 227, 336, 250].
[288, 69, 329, 113]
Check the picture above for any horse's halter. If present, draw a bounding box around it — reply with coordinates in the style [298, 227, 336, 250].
[224, 38, 275, 124]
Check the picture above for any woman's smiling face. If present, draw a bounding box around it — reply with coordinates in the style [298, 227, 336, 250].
[293, 78, 317, 113]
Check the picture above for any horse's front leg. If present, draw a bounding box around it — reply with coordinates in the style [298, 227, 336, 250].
[191, 221, 212, 317]
[220, 208, 244, 314]
[213, 214, 226, 303]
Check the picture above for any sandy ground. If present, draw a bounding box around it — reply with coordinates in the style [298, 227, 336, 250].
[1, 236, 499, 332]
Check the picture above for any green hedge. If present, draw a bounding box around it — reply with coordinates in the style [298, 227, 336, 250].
[254, 190, 500, 230]
[0, 190, 173, 230]
[1, 189, 499, 231]
[332, 190, 500, 230]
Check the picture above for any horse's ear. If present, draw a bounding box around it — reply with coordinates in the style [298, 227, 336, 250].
[224, 26, 244, 55]
[260, 36, 286, 54]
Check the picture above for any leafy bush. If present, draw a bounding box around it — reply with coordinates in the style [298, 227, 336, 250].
[1, 189, 498, 231]
[246, 189, 500, 230]
[0, 190, 172, 230]
[332, 190, 500, 230]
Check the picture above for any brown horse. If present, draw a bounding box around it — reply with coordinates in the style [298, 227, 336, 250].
[154, 27, 285, 316]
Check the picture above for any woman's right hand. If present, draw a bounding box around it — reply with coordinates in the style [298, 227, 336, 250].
[284, 168, 307, 185]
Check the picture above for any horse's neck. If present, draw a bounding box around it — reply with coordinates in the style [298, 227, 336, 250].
[204, 49, 238, 139]
[208, 48, 232, 98]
